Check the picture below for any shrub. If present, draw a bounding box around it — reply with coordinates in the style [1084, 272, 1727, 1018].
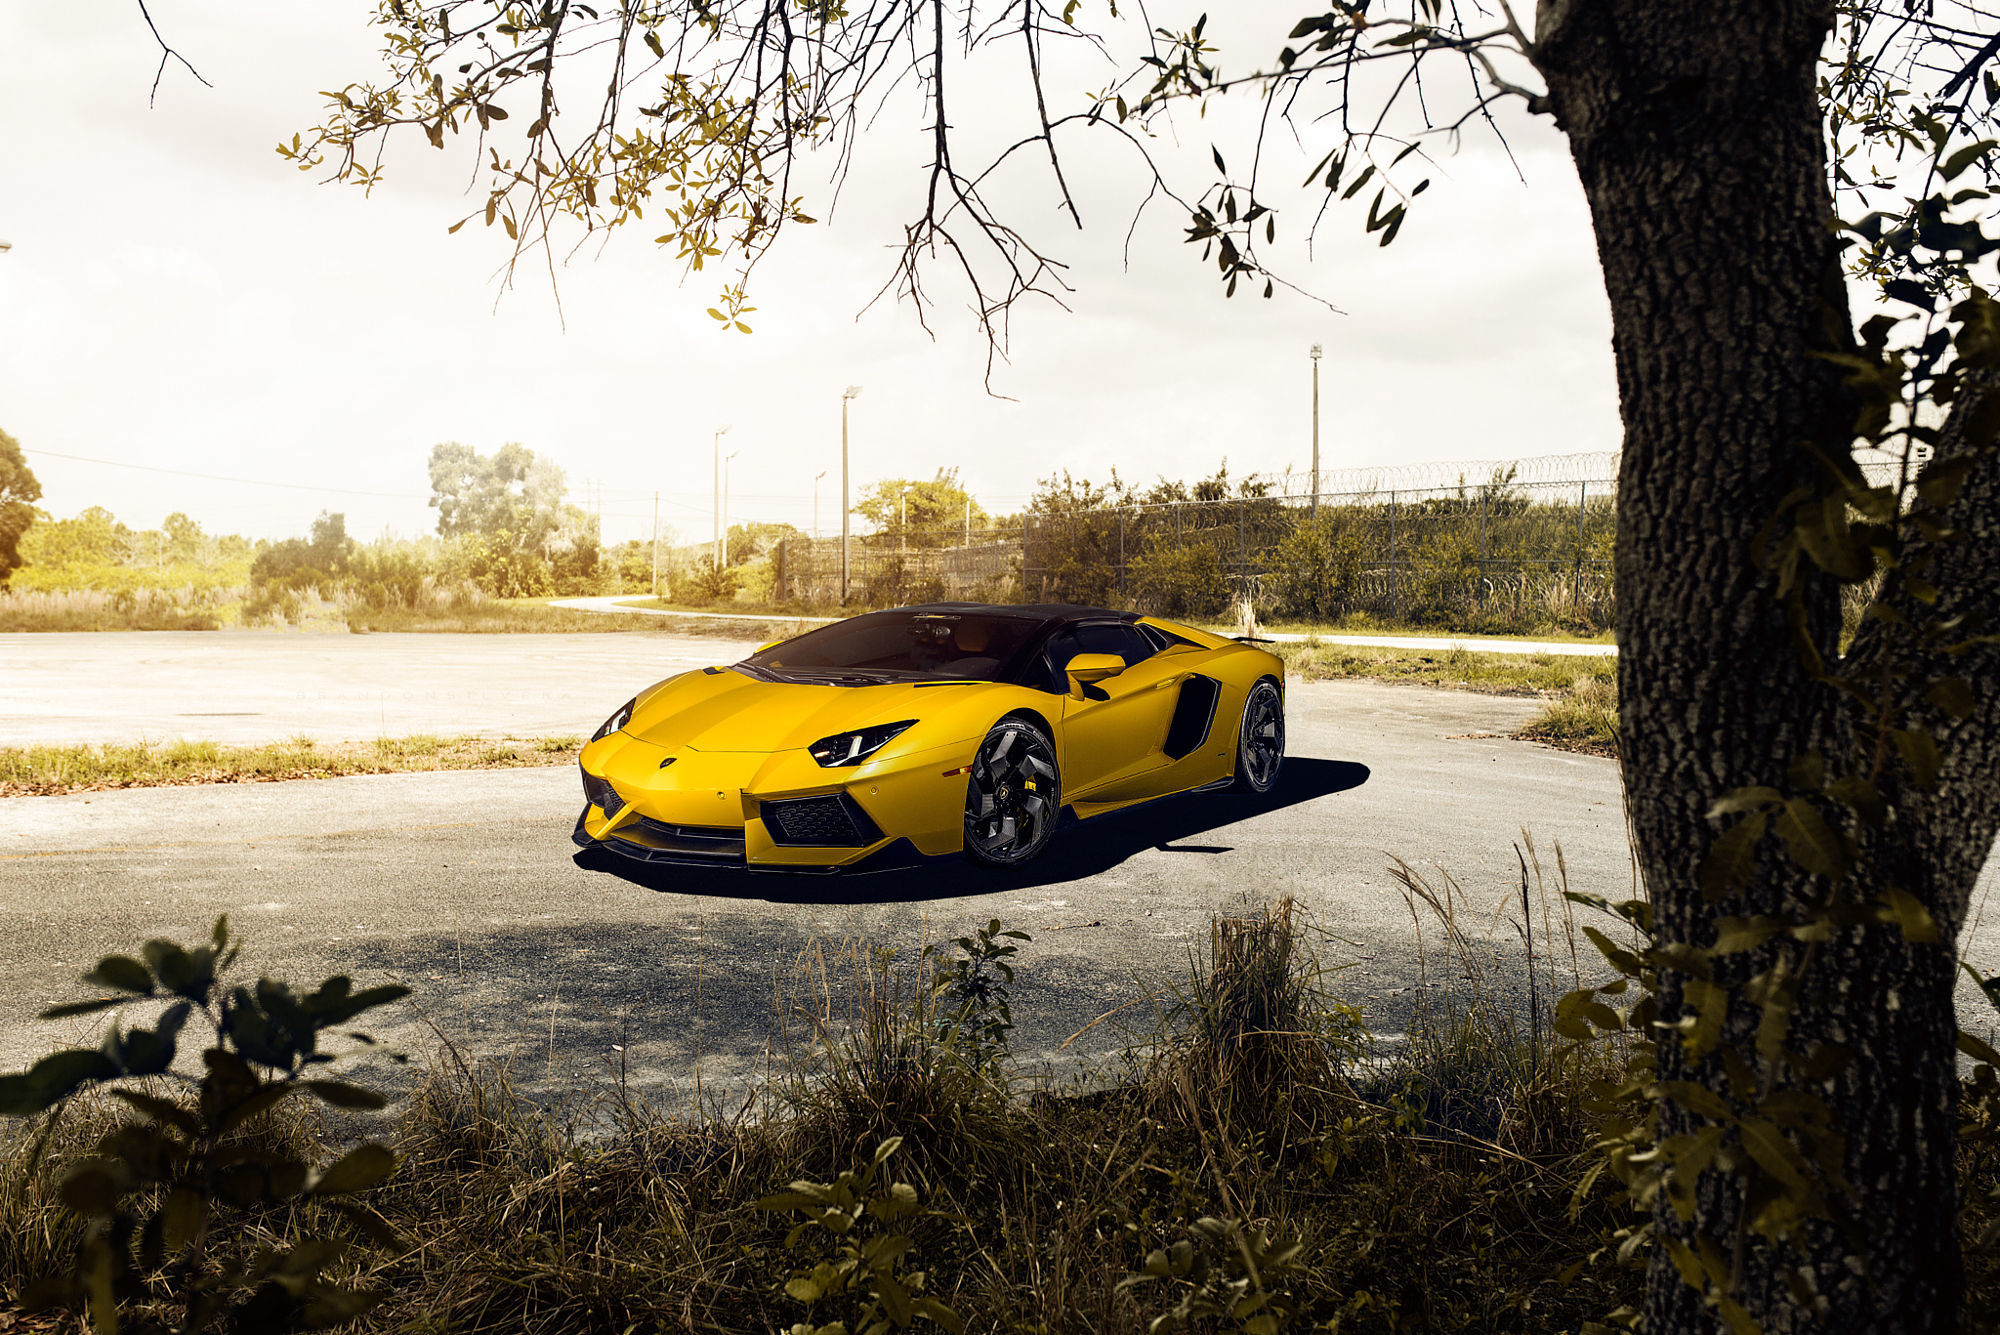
[0, 918, 407, 1333]
[1130, 538, 1229, 618]
[684, 562, 740, 605]
[1268, 511, 1365, 620]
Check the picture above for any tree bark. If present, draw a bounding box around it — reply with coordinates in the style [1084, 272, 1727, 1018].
[1534, 2, 2000, 1331]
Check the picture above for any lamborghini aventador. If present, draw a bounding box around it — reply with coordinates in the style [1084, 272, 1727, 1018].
[573, 603, 1285, 872]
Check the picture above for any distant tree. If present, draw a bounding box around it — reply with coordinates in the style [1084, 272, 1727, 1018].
[852, 469, 989, 547]
[0, 429, 43, 588]
[251, 511, 355, 587]
[160, 512, 205, 560]
[427, 442, 569, 551]
[724, 520, 803, 567]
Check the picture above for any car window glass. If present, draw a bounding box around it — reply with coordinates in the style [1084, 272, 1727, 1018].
[1075, 622, 1156, 666]
[746, 611, 1038, 681]
[1038, 622, 1154, 691]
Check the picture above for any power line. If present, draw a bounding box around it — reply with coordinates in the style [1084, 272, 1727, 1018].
[21, 448, 432, 501]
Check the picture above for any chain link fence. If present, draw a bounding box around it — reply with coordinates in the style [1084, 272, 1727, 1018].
[771, 453, 1625, 632]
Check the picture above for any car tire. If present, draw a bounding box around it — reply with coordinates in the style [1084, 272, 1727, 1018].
[962, 717, 1061, 868]
[1231, 679, 1285, 793]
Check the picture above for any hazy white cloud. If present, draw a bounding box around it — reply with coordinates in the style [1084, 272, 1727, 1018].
[0, 2, 1620, 546]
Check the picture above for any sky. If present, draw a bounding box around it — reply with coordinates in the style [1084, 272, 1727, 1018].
[0, 3, 1621, 548]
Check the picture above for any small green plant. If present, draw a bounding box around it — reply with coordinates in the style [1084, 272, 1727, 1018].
[1120, 1215, 1305, 1334]
[923, 919, 1030, 1071]
[0, 917, 408, 1334]
[757, 1136, 964, 1335]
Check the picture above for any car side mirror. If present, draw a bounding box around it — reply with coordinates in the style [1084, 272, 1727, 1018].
[1065, 652, 1127, 697]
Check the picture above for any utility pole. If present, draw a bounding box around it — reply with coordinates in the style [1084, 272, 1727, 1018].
[963, 495, 971, 546]
[712, 425, 732, 570]
[899, 484, 911, 556]
[651, 491, 661, 597]
[722, 447, 741, 567]
[841, 386, 861, 602]
[1310, 343, 1323, 518]
[813, 470, 828, 541]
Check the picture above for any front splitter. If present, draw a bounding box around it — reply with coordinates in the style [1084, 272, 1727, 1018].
[570, 809, 933, 876]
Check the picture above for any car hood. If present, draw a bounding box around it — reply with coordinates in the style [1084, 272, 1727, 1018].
[626, 668, 976, 753]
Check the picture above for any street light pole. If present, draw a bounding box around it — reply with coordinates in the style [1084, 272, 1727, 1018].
[899, 484, 911, 556]
[1309, 344, 1323, 519]
[813, 470, 827, 542]
[651, 491, 661, 597]
[712, 424, 731, 570]
[722, 447, 740, 568]
[841, 386, 861, 603]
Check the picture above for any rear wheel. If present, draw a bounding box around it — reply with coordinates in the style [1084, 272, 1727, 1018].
[1231, 679, 1285, 793]
[963, 718, 1061, 867]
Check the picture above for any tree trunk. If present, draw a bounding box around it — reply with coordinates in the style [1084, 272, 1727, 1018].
[1534, 3, 2000, 1331]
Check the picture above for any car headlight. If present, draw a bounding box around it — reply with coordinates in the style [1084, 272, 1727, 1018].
[807, 719, 917, 767]
[591, 697, 637, 743]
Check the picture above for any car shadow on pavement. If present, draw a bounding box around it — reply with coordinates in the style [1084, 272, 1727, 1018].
[572, 756, 1370, 906]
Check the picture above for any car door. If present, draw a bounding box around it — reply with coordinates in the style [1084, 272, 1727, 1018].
[1052, 622, 1183, 798]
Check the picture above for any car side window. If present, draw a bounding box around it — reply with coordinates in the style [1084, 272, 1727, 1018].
[1037, 622, 1156, 691]
[1075, 622, 1157, 666]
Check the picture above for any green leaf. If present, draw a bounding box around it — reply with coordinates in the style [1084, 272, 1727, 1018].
[1707, 787, 1782, 818]
[1660, 1080, 1735, 1121]
[1700, 811, 1767, 899]
[310, 1144, 398, 1196]
[1774, 799, 1851, 878]
[84, 955, 155, 996]
[0, 1050, 120, 1116]
[1924, 677, 1975, 719]
[306, 1080, 389, 1111]
[1941, 138, 1998, 181]
[1959, 1031, 2000, 1068]
[1711, 916, 1783, 955]
[1890, 729, 1942, 789]
[1877, 888, 1940, 944]
[60, 1161, 127, 1218]
[1682, 977, 1729, 1059]
[38, 997, 132, 1021]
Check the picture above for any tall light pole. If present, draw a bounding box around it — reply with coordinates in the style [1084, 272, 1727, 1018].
[722, 447, 741, 567]
[898, 484, 911, 556]
[1309, 344, 1323, 518]
[651, 491, 661, 597]
[711, 424, 731, 570]
[841, 386, 861, 602]
[812, 469, 827, 541]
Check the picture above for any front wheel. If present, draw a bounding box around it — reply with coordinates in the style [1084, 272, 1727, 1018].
[963, 718, 1061, 867]
[1231, 679, 1285, 793]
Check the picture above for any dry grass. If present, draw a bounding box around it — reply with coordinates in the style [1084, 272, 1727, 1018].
[0, 733, 582, 797]
[0, 589, 231, 632]
[342, 599, 673, 635]
[1277, 638, 1618, 697]
[1515, 675, 1620, 756]
[5, 886, 1989, 1334]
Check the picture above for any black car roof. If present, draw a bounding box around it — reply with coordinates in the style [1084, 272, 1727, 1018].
[892, 602, 1139, 625]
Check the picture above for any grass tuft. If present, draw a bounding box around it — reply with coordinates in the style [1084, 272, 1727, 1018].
[1515, 674, 1619, 756]
[0, 734, 581, 796]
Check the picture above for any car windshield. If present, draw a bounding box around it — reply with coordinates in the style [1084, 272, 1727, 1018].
[742, 610, 1042, 683]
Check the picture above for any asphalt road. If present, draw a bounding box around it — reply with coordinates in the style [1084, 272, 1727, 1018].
[2, 631, 1993, 1116]
[0, 665, 1635, 1108]
[0, 629, 765, 745]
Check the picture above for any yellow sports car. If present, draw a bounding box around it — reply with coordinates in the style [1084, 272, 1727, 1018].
[573, 603, 1284, 872]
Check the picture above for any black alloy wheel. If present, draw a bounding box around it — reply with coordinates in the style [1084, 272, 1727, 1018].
[1232, 679, 1285, 793]
[963, 718, 1061, 867]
